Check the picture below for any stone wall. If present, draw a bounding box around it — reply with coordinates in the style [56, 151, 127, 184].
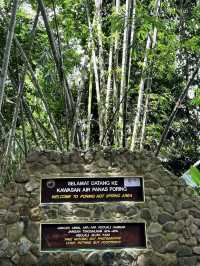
[0, 148, 200, 266]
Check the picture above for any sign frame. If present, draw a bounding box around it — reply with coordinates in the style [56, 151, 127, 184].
[40, 221, 147, 252]
[40, 176, 145, 205]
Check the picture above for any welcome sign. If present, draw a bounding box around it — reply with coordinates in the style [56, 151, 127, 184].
[41, 176, 144, 204]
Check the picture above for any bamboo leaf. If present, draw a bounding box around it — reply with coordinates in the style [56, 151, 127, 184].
[190, 166, 200, 186]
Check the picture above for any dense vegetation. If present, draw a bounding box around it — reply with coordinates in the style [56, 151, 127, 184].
[0, 0, 199, 182]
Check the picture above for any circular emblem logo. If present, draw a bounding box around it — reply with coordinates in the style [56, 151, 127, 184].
[46, 180, 55, 189]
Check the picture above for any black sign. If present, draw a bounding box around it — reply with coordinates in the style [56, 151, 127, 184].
[41, 223, 146, 251]
[41, 177, 144, 204]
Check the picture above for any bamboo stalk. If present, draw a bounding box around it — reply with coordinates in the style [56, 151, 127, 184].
[94, 0, 105, 93]
[14, 36, 63, 150]
[86, 58, 93, 149]
[86, 2, 104, 144]
[130, 0, 161, 151]
[139, 78, 151, 151]
[0, 0, 19, 113]
[37, 0, 74, 119]
[118, 0, 132, 147]
[20, 101, 28, 157]
[4, 9, 40, 157]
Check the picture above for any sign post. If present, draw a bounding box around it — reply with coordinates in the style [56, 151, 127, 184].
[40, 176, 146, 252]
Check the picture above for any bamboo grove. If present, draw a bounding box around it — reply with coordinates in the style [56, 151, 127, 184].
[0, 0, 200, 182]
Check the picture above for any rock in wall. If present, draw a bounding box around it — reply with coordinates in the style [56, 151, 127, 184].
[0, 148, 200, 266]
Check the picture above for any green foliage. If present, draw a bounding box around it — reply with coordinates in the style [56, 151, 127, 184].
[0, 0, 199, 182]
[109, 5, 125, 33]
[190, 166, 200, 186]
[191, 88, 200, 106]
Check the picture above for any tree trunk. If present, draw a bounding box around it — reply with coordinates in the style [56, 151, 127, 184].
[130, 34, 151, 151]
[20, 101, 28, 157]
[37, 0, 74, 124]
[86, 3, 104, 144]
[118, 0, 132, 147]
[86, 58, 93, 149]
[139, 78, 151, 151]
[105, 39, 113, 143]
[71, 84, 83, 148]
[95, 0, 105, 93]
[130, 0, 161, 151]
[14, 36, 63, 150]
[22, 97, 52, 148]
[113, 0, 120, 106]
[4, 9, 40, 158]
[22, 98, 41, 148]
[113, 0, 120, 144]
[127, 0, 137, 89]
[0, 0, 19, 113]
[139, 26, 158, 150]
[92, 43, 104, 144]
